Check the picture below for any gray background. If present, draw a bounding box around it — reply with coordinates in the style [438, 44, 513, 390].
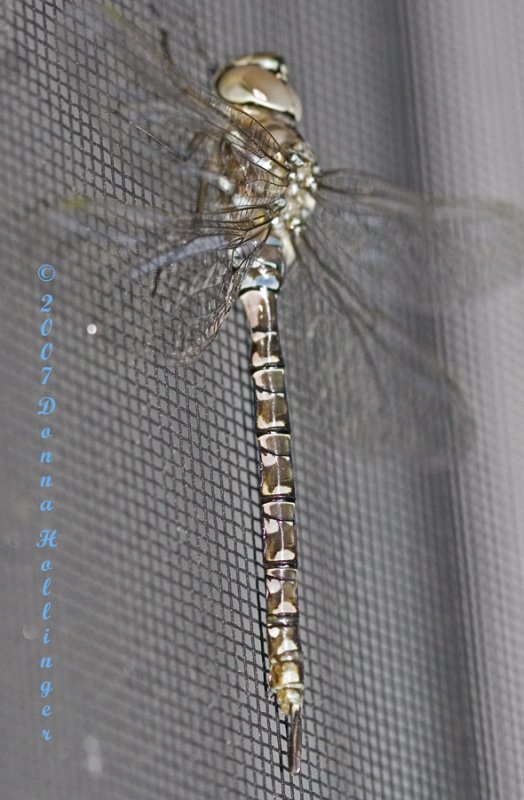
[1, 1, 524, 798]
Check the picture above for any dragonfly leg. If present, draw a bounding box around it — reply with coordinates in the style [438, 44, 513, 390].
[159, 27, 174, 65]
[150, 266, 162, 297]
[196, 177, 209, 214]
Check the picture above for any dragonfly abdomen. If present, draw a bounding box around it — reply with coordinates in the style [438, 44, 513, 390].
[239, 238, 304, 772]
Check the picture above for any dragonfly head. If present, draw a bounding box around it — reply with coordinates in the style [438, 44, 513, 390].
[214, 53, 302, 121]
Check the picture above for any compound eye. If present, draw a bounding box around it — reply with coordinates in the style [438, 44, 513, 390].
[227, 52, 289, 81]
[215, 64, 302, 120]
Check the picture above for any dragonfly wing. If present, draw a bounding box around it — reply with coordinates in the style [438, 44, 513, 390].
[289, 170, 510, 462]
[52, 194, 269, 365]
[61, 4, 288, 204]
[285, 248, 474, 464]
[138, 230, 266, 365]
[111, 97, 289, 213]
[52, 5, 286, 364]
[312, 167, 524, 312]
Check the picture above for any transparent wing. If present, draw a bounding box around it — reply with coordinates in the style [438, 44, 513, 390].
[312, 168, 524, 311]
[59, 3, 289, 212]
[50, 4, 286, 364]
[53, 195, 269, 365]
[130, 228, 267, 365]
[286, 245, 474, 465]
[288, 167, 524, 461]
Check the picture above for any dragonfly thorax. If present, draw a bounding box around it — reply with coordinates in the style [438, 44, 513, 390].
[215, 53, 318, 269]
[272, 165, 317, 267]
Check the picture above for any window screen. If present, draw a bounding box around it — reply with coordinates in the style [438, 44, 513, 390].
[2, 2, 524, 798]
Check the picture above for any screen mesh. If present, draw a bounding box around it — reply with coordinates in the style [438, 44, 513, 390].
[2, 2, 524, 799]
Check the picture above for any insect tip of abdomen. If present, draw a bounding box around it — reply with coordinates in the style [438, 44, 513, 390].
[287, 709, 302, 775]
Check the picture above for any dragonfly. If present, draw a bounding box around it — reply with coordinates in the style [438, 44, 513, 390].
[56, 3, 524, 775]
